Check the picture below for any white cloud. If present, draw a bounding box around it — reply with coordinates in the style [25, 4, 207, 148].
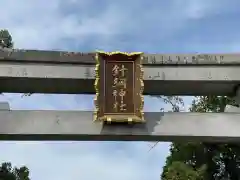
[2, 0, 232, 50]
[182, 0, 238, 19]
[0, 141, 170, 180]
[1, 0, 132, 49]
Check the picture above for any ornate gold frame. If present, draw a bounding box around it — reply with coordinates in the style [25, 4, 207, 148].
[93, 51, 145, 123]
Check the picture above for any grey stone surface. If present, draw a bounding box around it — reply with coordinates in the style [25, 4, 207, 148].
[0, 63, 239, 95]
[0, 110, 240, 142]
[0, 102, 10, 110]
[1, 49, 240, 65]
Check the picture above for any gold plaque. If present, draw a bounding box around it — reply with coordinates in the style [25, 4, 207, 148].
[93, 51, 144, 124]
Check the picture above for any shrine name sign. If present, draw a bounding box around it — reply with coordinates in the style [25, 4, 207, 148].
[94, 51, 145, 123]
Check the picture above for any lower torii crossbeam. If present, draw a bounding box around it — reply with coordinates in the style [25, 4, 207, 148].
[0, 110, 239, 142]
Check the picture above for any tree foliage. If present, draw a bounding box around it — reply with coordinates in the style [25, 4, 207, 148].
[0, 29, 13, 48]
[0, 162, 30, 180]
[162, 161, 206, 180]
[161, 96, 240, 180]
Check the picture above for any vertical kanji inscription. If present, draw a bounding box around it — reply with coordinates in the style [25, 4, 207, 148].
[105, 62, 134, 114]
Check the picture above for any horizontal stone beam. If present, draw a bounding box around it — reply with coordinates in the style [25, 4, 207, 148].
[0, 110, 240, 142]
[1, 48, 240, 65]
[0, 62, 239, 95]
[0, 102, 10, 110]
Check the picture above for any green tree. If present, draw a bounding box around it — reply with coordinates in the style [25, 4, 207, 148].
[0, 29, 13, 48]
[161, 96, 240, 180]
[0, 162, 30, 180]
[162, 161, 206, 180]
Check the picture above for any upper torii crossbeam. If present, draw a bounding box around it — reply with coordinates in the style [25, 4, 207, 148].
[0, 48, 240, 96]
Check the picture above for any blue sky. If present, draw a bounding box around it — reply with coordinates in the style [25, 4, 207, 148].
[0, 0, 240, 179]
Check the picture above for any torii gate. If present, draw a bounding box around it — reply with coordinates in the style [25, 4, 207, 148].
[0, 48, 240, 142]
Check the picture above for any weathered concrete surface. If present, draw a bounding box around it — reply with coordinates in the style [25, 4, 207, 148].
[0, 62, 239, 95]
[0, 102, 10, 110]
[0, 110, 240, 142]
[1, 48, 240, 65]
